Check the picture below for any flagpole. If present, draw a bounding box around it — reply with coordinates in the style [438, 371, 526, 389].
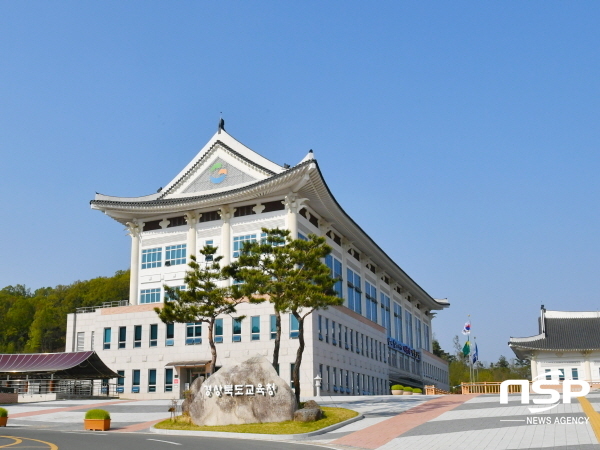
[468, 314, 472, 385]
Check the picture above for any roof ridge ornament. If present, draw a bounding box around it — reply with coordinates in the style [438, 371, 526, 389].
[218, 115, 225, 134]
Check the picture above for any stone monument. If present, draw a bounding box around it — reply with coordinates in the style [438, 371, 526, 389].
[188, 355, 297, 426]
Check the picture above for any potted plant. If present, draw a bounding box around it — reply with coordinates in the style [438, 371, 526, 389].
[412, 387, 423, 395]
[403, 386, 413, 395]
[0, 408, 8, 427]
[391, 384, 404, 395]
[84, 409, 111, 431]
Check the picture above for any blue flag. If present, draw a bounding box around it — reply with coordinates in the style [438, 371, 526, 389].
[472, 343, 479, 364]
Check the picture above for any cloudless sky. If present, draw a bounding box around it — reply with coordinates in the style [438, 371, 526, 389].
[1, 1, 599, 363]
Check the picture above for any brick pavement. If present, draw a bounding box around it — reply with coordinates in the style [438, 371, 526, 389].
[332, 394, 479, 449]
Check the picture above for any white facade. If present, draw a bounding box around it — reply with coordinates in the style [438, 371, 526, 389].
[69, 125, 450, 399]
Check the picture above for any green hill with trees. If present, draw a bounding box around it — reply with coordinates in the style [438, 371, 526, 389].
[0, 270, 129, 354]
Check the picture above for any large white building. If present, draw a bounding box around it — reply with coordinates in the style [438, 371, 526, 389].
[67, 123, 450, 399]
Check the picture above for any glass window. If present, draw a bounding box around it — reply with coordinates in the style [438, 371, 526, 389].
[118, 326, 126, 349]
[165, 244, 186, 266]
[290, 363, 296, 390]
[140, 288, 161, 304]
[572, 368, 579, 380]
[559, 369, 565, 381]
[117, 371, 125, 386]
[185, 323, 202, 345]
[344, 326, 349, 350]
[251, 316, 260, 341]
[103, 328, 111, 350]
[338, 323, 342, 347]
[233, 318, 242, 342]
[405, 312, 414, 347]
[365, 282, 377, 323]
[325, 255, 343, 297]
[141, 247, 162, 269]
[325, 318, 329, 343]
[424, 323, 430, 352]
[393, 302, 403, 342]
[150, 324, 158, 347]
[233, 234, 257, 258]
[290, 314, 299, 339]
[270, 315, 277, 339]
[76, 332, 84, 351]
[166, 323, 174, 346]
[165, 368, 174, 392]
[215, 318, 223, 343]
[346, 268, 362, 314]
[134, 325, 142, 348]
[415, 319, 422, 349]
[331, 320, 336, 345]
[148, 369, 157, 393]
[132, 370, 140, 393]
[318, 315, 323, 341]
[298, 232, 308, 241]
[204, 240, 214, 262]
[380, 293, 391, 337]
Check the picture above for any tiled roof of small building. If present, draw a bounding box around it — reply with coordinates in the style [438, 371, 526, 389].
[509, 310, 600, 352]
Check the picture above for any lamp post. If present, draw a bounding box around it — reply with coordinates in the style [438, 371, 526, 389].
[314, 374, 322, 397]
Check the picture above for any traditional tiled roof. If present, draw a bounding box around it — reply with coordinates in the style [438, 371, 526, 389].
[91, 159, 311, 209]
[509, 310, 600, 356]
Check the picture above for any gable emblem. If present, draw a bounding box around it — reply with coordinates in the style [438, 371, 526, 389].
[210, 162, 228, 184]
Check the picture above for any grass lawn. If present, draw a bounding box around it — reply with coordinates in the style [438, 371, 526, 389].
[154, 406, 358, 434]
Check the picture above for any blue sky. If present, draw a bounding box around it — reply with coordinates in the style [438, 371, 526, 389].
[2, 2, 599, 362]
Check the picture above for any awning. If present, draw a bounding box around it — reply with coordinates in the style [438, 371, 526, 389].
[165, 360, 211, 368]
[0, 351, 119, 379]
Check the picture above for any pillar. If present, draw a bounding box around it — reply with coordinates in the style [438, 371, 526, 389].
[219, 206, 234, 268]
[583, 352, 592, 382]
[127, 221, 142, 305]
[284, 192, 308, 239]
[530, 356, 538, 380]
[185, 212, 200, 261]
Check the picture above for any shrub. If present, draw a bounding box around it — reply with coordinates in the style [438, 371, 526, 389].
[403, 386, 412, 391]
[391, 385, 403, 390]
[85, 409, 110, 420]
[0, 408, 7, 418]
[413, 388, 422, 393]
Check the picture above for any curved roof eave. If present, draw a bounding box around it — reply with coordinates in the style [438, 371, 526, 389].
[303, 162, 448, 311]
[90, 160, 314, 216]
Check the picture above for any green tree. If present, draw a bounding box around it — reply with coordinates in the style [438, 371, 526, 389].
[155, 246, 252, 375]
[229, 228, 291, 369]
[232, 228, 343, 403]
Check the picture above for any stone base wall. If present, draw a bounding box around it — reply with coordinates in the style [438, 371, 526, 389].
[0, 393, 18, 404]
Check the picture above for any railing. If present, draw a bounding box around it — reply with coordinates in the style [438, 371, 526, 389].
[461, 380, 600, 394]
[424, 385, 453, 395]
[0, 379, 120, 398]
[76, 300, 129, 314]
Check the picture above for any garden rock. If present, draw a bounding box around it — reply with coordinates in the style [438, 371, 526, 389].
[188, 355, 297, 426]
[303, 400, 320, 409]
[294, 407, 322, 422]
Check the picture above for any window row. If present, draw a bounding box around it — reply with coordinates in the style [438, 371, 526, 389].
[318, 364, 388, 396]
[100, 315, 301, 349]
[423, 362, 448, 384]
[142, 244, 187, 269]
[115, 368, 175, 393]
[317, 315, 387, 363]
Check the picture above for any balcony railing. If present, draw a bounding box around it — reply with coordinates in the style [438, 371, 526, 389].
[76, 300, 129, 314]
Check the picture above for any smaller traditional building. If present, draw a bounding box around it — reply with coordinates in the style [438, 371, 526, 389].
[509, 306, 600, 382]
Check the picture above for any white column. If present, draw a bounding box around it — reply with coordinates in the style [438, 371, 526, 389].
[284, 192, 308, 239]
[219, 206, 234, 268]
[583, 352, 592, 381]
[185, 212, 200, 262]
[530, 356, 538, 380]
[126, 221, 142, 305]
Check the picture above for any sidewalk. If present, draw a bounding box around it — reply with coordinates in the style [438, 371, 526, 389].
[3, 392, 600, 449]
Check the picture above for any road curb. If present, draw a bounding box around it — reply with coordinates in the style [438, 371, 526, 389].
[149, 413, 364, 441]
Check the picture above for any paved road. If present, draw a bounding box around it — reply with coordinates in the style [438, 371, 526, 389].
[0, 428, 327, 450]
